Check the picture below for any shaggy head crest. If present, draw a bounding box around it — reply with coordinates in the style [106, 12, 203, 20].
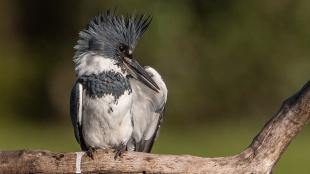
[74, 11, 152, 59]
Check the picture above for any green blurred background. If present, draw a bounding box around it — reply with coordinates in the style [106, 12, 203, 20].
[0, 0, 309, 173]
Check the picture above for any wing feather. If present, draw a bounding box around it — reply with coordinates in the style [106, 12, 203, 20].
[138, 106, 165, 153]
[70, 81, 88, 151]
[129, 66, 167, 152]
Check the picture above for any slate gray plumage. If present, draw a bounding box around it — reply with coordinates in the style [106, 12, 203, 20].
[70, 11, 167, 157]
[78, 71, 132, 99]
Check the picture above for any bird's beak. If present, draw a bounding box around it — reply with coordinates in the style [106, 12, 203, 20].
[123, 57, 160, 92]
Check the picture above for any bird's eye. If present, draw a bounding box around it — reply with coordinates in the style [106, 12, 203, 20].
[119, 44, 126, 52]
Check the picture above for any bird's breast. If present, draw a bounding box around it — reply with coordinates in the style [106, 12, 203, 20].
[82, 90, 133, 149]
[78, 70, 134, 149]
[79, 71, 132, 100]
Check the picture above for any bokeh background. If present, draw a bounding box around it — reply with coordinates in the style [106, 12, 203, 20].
[0, 0, 309, 173]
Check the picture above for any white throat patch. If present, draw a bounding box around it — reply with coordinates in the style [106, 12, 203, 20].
[74, 53, 125, 76]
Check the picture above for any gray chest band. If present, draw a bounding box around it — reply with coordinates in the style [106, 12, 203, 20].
[78, 71, 132, 99]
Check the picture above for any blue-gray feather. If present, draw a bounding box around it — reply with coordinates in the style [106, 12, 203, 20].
[78, 71, 132, 100]
[74, 11, 152, 60]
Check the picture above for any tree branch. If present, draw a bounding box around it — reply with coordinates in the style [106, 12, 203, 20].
[1, 81, 310, 174]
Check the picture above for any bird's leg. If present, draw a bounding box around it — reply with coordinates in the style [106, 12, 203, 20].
[114, 143, 127, 160]
[86, 147, 96, 160]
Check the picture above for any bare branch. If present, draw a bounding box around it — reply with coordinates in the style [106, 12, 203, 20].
[1, 81, 310, 174]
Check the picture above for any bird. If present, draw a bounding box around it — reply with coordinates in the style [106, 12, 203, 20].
[70, 11, 167, 159]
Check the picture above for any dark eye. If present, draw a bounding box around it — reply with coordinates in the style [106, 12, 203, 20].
[119, 44, 126, 52]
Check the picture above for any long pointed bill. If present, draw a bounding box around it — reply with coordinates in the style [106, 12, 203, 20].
[124, 57, 160, 92]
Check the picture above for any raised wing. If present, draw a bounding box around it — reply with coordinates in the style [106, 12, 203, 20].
[70, 81, 87, 151]
[128, 66, 168, 152]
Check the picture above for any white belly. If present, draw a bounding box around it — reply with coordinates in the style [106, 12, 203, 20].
[82, 90, 133, 149]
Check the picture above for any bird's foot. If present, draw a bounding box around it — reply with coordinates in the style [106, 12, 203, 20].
[86, 147, 96, 160]
[114, 144, 126, 160]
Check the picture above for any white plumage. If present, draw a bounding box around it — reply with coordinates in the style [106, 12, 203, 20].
[127, 67, 168, 152]
[74, 53, 124, 76]
[82, 91, 133, 149]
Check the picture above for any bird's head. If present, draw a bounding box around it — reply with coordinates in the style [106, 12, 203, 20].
[74, 11, 159, 92]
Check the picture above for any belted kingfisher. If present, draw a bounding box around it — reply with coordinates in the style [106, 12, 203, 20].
[70, 11, 167, 158]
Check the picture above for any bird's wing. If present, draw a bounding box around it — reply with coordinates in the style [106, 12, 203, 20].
[70, 81, 88, 151]
[129, 66, 168, 152]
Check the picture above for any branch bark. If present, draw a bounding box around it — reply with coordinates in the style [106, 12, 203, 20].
[1, 81, 310, 174]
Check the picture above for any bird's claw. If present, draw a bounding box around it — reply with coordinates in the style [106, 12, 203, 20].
[86, 147, 96, 160]
[114, 144, 126, 160]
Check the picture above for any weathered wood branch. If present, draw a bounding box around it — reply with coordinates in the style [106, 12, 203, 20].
[1, 81, 310, 174]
